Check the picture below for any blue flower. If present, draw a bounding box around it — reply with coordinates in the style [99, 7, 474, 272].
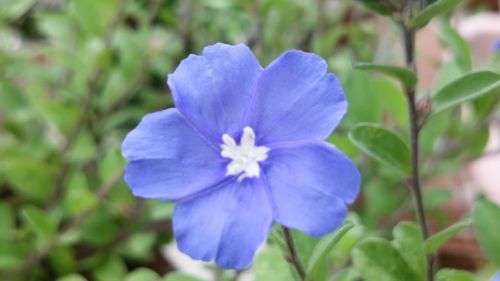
[122, 43, 361, 269]
[494, 40, 500, 53]
[493, 272, 500, 281]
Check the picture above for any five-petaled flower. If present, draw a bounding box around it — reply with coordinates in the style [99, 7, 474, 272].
[122, 43, 361, 269]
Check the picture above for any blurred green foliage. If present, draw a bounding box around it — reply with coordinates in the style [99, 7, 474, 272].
[0, 0, 499, 280]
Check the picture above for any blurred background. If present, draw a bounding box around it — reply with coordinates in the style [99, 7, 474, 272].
[0, 0, 499, 280]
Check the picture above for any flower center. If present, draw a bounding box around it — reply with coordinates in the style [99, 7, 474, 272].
[220, 127, 270, 181]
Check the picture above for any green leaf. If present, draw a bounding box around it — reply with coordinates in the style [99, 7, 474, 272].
[356, 0, 393, 15]
[353, 63, 417, 87]
[81, 209, 119, 246]
[392, 222, 426, 281]
[118, 232, 157, 261]
[92, 255, 127, 281]
[64, 172, 97, 217]
[423, 188, 452, 210]
[144, 200, 175, 221]
[100, 149, 126, 183]
[372, 78, 408, 127]
[349, 124, 410, 173]
[0, 203, 14, 239]
[2, 157, 55, 203]
[21, 205, 57, 243]
[438, 18, 472, 73]
[432, 71, 500, 114]
[352, 238, 420, 281]
[254, 243, 295, 281]
[162, 273, 202, 281]
[306, 222, 354, 281]
[436, 269, 475, 281]
[0, 203, 22, 270]
[473, 198, 500, 266]
[328, 135, 358, 157]
[37, 13, 76, 44]
[57, 274, 89, 281]
[49, 246, 77, 275]
[70, 0, 119, 36]
[424, 219, 470, 254]
[410, 0, 464, 29]
[333, 268, 361, 281]
[343, 70, 382, 124]
[125, 268, 161, 281]
[68, 130, 98, 163]
[0, 0, 36, 21]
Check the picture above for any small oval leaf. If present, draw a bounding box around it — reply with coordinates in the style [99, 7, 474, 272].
[354, 63, 417, 87]
[424, 219, 470, 254]
[473, 198, 500, 266]
[349, 124, 410, 173]
[306, 222, 354, 281]
[432, 71, 500, 114]
[410, 0, 464, 30]
[352, 238, 420, 281]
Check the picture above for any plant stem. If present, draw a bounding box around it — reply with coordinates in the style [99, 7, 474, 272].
[400, 24, 435, 281]
[281, 226, 306, 281]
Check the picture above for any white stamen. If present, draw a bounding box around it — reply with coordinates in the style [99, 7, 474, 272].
[220, 127, 269, 181]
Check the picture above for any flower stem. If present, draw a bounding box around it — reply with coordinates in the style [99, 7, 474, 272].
[281, 226, 306, 281]
[400, 24, 435, 281]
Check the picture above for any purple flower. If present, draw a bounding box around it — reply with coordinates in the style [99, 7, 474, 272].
[493, 272, 500, 281]
[122, 43, 361, 269]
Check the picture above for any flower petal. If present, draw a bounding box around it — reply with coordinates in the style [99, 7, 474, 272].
[248, 50, 347, 143]
[264, 141, 360, 236]
[124, 159, 225, 200]
[122, 108, 227, 200]
[168, 43, 262, 142]
[122, 108, 218, 162]
[173, 179, 273, 269]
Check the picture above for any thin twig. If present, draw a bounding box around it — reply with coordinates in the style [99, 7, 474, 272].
[2, 171, 124, 280]
[281, 226, 306, 281]
[400, 23, 435, 281]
